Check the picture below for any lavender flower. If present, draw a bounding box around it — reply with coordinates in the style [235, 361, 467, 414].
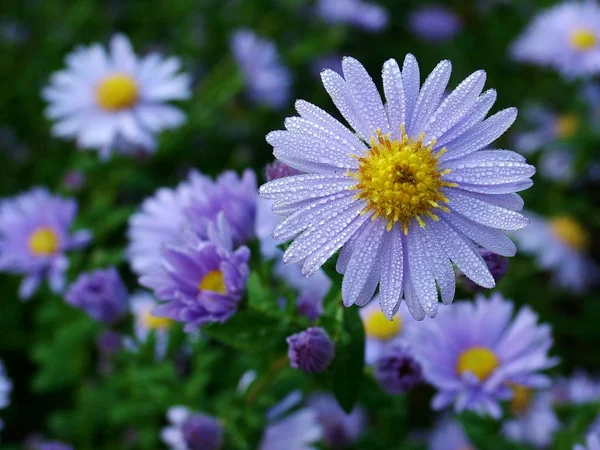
[511, 1, 600, 78]
[374, 343, 423, 394]
[408, 293, 558, 418]
[258, 408, 322, 450]
[576, 435, 600, 450]
[0, 188, 91, 299]
[429, 418, 474, 450]
[65, 267, 128, 324]
[459, 248, 509, 292]
[0, 361, 12, 434]
[231, 29, 291, 109]
[161, 406, 223, 450]
[316, 0, 389, 32]
[553, 371, 600, 405]
[128, 291, 173, 360]
[287, 327, 335, 373]
[141, 213, 250, 332]
[408, 6, 462, 43]
[307, 393, 367, 448]
[260, 55, 532, 321]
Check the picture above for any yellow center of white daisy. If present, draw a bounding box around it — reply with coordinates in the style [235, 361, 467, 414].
[28, 227, 59, 255]
[510, 384, 533, 415]
[550, 216, 589, 251]
[96, 73, 139, 110]
[350, 128, 456, 234]
[364, 310, 402, 340]
[456, 347, 499, 381]
[198, 270, 227, 294]
[570, 28, 597, 50]
[141, 308, 174, 330]
[555, 114, 579, 139]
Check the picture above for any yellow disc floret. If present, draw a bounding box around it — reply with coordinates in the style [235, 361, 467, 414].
[28, 227, 59, 256]
[364, 310, 402, 340]
[96, 73, 139, 111]
[554, 114, 579, 139]
[510, 384, 533, 415]
[198, 270, 227, 294]
[350, 128, 456, 234]
[142, 309, 174, 330]
[570, 28, 597, 51]
[456, 347, 500, 381]
[550, 216, 589, 251]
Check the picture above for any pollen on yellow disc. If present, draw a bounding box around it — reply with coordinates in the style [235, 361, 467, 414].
[364, 310, 402, 340]
[550, 216, 589, 251]
[350, 128, 456, 234]
[570, 28, 597, 50]
[28, 227, 59, 256]
[456, 347, 499, 381]
[142, 309, 173, 330]
[510, 384, 533, 415]
[96, 73, 139, 110]
[198, 270, 227, 294]
[554, 114, 579, 139]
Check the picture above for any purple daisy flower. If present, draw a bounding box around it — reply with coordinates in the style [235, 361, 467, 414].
[316, 0, 389, 32]
[307, 392, 367, 448]
[0, 188, 91, 299]
[408, 293, 558, 418]
[408, 6, 462, 43]
[140, 213, 250, 332]
[511, 1, 600, 78]
[231, 29, 292, 109]
[576, 434, 600, 450]
[258, 407, 322, 450]
[161, 406, 223, 450]
[553, 371, 600, 405]
[374, 342, 423, 394]
[260, 55, 533, 320]
[429, 417, 474, 450]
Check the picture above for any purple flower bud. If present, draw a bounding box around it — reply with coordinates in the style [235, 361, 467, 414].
[287, 327, 335, 373]
[460, 248, 509, 292]
[181, 413, 223, 450]
[65, 267, 128, 324]
[96, 330, 123, 356]
[374, 344, 423, 394]
[265, 160, 300, 181]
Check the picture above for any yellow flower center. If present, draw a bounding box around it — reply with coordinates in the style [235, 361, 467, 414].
[510, 384, 533, 415]
[198, 270, 227, 294]
[364, 310, 402, 340]
[28, 227, 59, 255]
[550, 216, 589, 251]
[96, 73, 139, 110]
[350, 129, 455, 234]
[570, 28, 597, 50]
[456, 347, 499, 381]
[142, 309, 174, 330]
[554, 114, 579, 139]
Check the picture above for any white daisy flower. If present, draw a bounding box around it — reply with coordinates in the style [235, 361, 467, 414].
[43, 34, 191, 158]
[260, 55, 534, 320]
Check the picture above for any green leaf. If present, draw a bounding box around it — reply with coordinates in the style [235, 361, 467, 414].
[331, 305, 365, 413]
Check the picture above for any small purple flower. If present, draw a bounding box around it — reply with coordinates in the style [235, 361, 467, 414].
[162, 406, 223, 450]
[287, 327, 335, 373]
[96, 330, 123, 356]
[502, 390, 560, 447]
[307, 393, 367, 448]
[408, 6, 462, 43]
[374, 343, 423, 394]
[408, 293, 558, 418]
[231, 29, 292, 109]
[576, 434, 600, 450]
[141, 213, 250, 332]
[553, 371, 600, 405]
[0, 188, 91, 299]
[65, 267, 129, 324]
[316, 0, 389, 32]
[38, 442, 74, 450]
[259, 408, 322, 450]
[460, 248, 509, 292]
[265, 160, 300, 182]
[429, 418, 474, 450]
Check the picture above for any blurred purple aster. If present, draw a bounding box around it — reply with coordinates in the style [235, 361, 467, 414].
[0, 188, 91, 299]
[539, 147, 576, 182]
[258, 408, 322, 450]
[374, 342, 423, 394]
[576, 435, 600, 450]
[429, 417, 474, 450]
[316, 0, 389, 32]
[553, 371, 600, 405]
[307, 393, 367, 448]
[408, 6, 462, 43]
[502, 390, 560, 448]
[161, 406, 223, 450]
[287, 327, 335, 373]
[140, 213, 250, 332]
[38, 442, 74, 450]
[65, 267, 128, 324]
[260, 55, 533, 321]
[459, 248, 509, 292]
[231, 29, 291, 109]
[511, 1, 600, 78]
[408, 293, 558, 418]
